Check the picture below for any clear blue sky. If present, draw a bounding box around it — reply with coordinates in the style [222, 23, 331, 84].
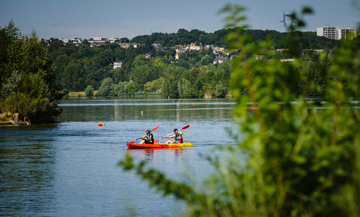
[0, 0, 359, 39]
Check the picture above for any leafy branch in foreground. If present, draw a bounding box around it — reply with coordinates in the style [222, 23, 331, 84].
[119, 4, 360, 217]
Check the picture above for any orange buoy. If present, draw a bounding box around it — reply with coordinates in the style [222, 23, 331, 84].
[98, 123, 104, 126]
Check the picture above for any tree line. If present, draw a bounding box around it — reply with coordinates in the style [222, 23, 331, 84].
[47, 28, 348, 98]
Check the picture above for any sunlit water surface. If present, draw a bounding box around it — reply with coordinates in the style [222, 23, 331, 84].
[0, 98, 238, 216]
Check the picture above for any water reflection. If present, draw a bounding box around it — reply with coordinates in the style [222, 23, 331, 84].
[58, 98, 234, 123]
[130, 148, 185, 163]
[0, 125, 58, 216]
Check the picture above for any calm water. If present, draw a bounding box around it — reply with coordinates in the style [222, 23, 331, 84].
[0, 98, 237, 216]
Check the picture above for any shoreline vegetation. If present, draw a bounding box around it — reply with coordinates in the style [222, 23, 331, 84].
[64, 91, 231, 98]
[0, 21, 63, 125]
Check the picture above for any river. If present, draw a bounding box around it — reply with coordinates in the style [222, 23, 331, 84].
[0, 98, 237, 216]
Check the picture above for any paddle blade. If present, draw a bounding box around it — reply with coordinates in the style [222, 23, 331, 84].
[154, 139, 160, 143]
[180, 125, 190, 130]
[151, 125, 160, 132]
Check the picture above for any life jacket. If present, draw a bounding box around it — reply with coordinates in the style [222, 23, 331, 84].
[144, 133, 154, 144]
[174, 133, 183, 143]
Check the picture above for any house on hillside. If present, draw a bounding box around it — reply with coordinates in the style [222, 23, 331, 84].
[175, 45, 186, 53]
[175, 51, 181, 60]
[152, 43, 162, 49]
[204, 45, 214, 50]
[144, 53, 151, 59]
[189, 43, 201, 51]
[113, 61, 122, 69]
[213, 56, 224, 64]
[120, 43, 131, 49]
[213, 47, 225, 54]
[132, 43, 140, 48]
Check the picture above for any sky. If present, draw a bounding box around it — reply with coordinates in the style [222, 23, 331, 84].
[0, 0, 359, 39]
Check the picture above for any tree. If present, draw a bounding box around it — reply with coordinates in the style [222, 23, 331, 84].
[84, 85, 94, 96]
[214, 82, 227, 98]
[98, 77, 114, 96]
[178, 79, 191, 98]
[1, 21, 63, 123]
[127, 80, 136, 96]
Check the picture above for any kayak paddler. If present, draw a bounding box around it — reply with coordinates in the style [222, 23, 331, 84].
[139, 129, 154, 144]
[164, 128, 183, 144]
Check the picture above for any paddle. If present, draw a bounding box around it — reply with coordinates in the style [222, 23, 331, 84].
[129, 125, 160, 143]
[154, 125, 190, 143]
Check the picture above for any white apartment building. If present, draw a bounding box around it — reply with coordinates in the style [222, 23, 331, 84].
[89, 37, 107, 43]
[317, 26, 341, 40]
[317, 26, 358, 40]
[341, 27, 357, 40]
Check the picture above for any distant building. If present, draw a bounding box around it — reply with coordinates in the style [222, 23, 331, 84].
[213, 47, 224, 54]
[89, 37, 107, 43]
[72, 38, 82, 44]
[59, 38, 69, 43]
[189, 43, 201, 51]
[144, 53, 151, 59]
[109, 37, 119, 43]
[175, 51, 181, 60]
[317, 26, 341, 40]
[280, 59, 295, 62]
[113, 61, 122, 69]
[341, 27, 357, 40]
[120, 43, 131, 49]
[213, 56, 224, 64]
[174, 45, 185, 52]
[204, 45, 214, 50]
[152, 43, 162, 49]
[132, 43, 140, 48]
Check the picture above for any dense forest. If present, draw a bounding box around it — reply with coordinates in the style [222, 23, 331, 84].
[47, 28, 358, 98]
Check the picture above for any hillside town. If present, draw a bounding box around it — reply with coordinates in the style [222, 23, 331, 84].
[38, 24, 357, 67]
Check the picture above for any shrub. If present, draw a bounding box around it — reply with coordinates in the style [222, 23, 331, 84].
[84, 85, 94, 96]
[63, 89, 69, 96]
[98, 77, 114, 96]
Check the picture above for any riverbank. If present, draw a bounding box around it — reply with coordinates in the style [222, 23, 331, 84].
[65, 91, 233, 99]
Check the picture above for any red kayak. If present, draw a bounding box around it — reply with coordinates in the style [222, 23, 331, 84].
[247, 107, 259, 110]
[126, 142, 183, 149]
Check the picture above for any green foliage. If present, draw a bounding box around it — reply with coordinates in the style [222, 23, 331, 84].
[127, 80, 136, 96]
[98, 77, 114, 96]
[144, 78, 164, 93]
[119, 4, 360, 217]
[215, 82, 227, 98]
[84, 85, 94, 96]
[0, 21, 62, 123]
[62, 89, 69, 96]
